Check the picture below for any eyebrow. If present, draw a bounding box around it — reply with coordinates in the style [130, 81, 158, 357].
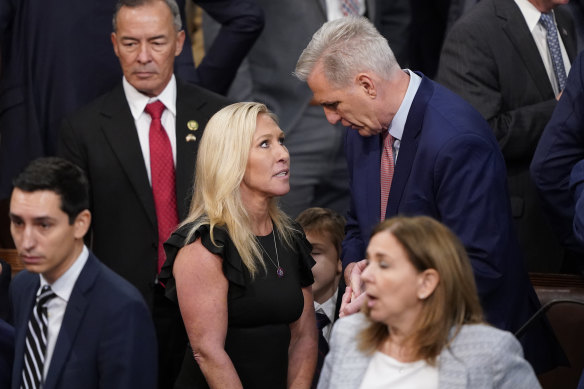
[8, 213, 55, 223]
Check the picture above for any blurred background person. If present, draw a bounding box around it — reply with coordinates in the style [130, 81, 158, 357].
[159, 102, 317, 388]
[318, 216, 540, 389]
[296, 207, 345, 388]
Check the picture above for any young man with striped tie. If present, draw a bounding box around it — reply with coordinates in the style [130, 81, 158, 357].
[8, 157, 157, 389]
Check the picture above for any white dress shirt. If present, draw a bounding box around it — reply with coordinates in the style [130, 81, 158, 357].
[122, 75, 178, 184]
[359, 351, 438, 389]
[314, 287, 338, 342]
[387, 70, 422, 163]
[41, 245, 89, 379]
[514, 0, 571, 95]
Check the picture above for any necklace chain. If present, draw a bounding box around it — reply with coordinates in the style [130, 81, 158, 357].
[260, 229, 285, 278]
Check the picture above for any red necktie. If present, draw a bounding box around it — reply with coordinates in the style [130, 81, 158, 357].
[145, 101, 178, 273]
[380, 131, 395, 221]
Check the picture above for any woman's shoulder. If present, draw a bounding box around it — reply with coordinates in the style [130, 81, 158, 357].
[331, 313, 369, 340]
[446, 323, 524, 362]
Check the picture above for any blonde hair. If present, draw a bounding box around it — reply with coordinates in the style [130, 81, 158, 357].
[358, 216, 484, 364]
[181, 102, 298, 277]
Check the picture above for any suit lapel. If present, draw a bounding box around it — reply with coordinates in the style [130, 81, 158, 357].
[555, 7, 577, 61]
[43, 255, 100, 389]
[357, 133, 383, 227]
[495, 0, 554, 99]
[11, 274, 39, 389]
[175, 80, 206, 220]
[100, 84, 157, 228]
[386, 74, 429, 217]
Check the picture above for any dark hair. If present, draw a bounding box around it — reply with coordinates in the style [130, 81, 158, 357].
[112, 0, 182, 32]
[13, 157, 90, 224]
[296, 207, 345, 256]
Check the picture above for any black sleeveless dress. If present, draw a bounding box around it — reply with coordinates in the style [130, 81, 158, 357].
[159, 222, 315, 389]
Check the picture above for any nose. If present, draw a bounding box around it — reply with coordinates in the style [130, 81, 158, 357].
[276, 142, 289, 163]
[20, 225, 36, 252]
[137, 43, 152, 64]
[323, 107, 341, 125]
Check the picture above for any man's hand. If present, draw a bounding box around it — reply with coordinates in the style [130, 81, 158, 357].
[340, 259, 368, 317]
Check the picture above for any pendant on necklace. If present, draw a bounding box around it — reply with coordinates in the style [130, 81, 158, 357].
[276, 266, 285, 278]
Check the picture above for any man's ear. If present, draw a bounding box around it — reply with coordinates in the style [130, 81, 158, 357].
[73, 210, 92, 240]
[336, 257, 343, 275]
[417, 268, 439, 300]
[175, 30, 186, 56]
[356, 73, 376, 98]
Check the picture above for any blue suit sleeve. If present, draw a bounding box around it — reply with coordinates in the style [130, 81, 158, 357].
[187, 0, 264, 95]
[97, 297, 158, 388]
[570, 160, 584, 245]
[433, 134, 509, 298]
[531, 51, 584, 252]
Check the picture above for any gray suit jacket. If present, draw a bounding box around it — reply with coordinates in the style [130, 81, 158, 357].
[317, 313, 540, 389]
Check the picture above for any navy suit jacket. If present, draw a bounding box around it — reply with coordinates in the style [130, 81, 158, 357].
[342, 74, 558, 372]
[10, 253, 157, 389]
[531, 50, 584, 252]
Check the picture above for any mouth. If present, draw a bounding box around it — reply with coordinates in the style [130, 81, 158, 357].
[20, 255, 42, 265]
[366, 293, 377, 308]
[273, 169, 289, 178]
[134, 71, 156, 78]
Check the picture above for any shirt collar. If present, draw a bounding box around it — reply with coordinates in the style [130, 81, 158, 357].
[40, 245, 89, 303]
[122, 74, 177, 120]
[387, 69, 422, 141]
[514, 0, 551, 32]
[314, 287, 339, 323]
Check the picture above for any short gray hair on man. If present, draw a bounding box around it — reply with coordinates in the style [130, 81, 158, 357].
[112, 0, 182, 32]
[295, 16, 399, 87]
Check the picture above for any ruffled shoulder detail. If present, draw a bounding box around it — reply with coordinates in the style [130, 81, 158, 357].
[289, 221, 316, 288]
[159, 222, 246, 303]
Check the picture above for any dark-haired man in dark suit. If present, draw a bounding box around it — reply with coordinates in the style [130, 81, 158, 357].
[9, 157, 156, 389]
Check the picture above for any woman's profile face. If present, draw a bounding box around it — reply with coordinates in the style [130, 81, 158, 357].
[362, 231, 425, 328]
[240, 114, 290, 202]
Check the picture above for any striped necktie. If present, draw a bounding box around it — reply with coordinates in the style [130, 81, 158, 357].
[21, 285, 57, 389]
[540, 12, 567, 91]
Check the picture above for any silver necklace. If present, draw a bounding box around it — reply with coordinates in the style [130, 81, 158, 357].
[261, 230, 285, 278]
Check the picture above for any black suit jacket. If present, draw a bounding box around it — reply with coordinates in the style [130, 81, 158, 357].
[437, 0, 577, 272]
[58, 79, 229, 306]
[10, 253, 157, 389]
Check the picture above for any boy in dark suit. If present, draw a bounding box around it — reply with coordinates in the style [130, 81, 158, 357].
[297, 207, 345, 388]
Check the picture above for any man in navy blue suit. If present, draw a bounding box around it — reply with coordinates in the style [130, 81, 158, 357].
[295, 16, 562, 373]
[8, 157, 157, 389]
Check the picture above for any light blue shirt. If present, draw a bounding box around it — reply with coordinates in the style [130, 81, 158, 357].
[387, 70, 422, 163]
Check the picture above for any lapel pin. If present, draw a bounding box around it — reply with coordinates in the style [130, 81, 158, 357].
[185, 134, 197, 142]
[187, 120, 199, 131]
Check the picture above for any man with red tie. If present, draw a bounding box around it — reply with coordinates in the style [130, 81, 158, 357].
[58, 1, 228, 387]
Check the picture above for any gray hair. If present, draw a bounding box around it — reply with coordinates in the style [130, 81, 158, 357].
[112, 0, 182, 32]
[295, 16, 399, 87]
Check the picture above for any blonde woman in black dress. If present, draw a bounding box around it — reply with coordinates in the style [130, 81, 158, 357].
[160, 102, 318, 388]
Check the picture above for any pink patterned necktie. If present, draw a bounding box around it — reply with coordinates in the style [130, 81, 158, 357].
[145, 100, 178, 273]
[380, 131, 395, 221]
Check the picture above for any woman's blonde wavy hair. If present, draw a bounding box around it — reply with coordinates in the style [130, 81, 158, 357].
[180, 102, 297, 277]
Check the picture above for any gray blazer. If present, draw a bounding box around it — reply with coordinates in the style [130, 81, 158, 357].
[317, 313, 541, 389]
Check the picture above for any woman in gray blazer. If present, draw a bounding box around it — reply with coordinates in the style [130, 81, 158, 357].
[318, 216, 540, 389]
